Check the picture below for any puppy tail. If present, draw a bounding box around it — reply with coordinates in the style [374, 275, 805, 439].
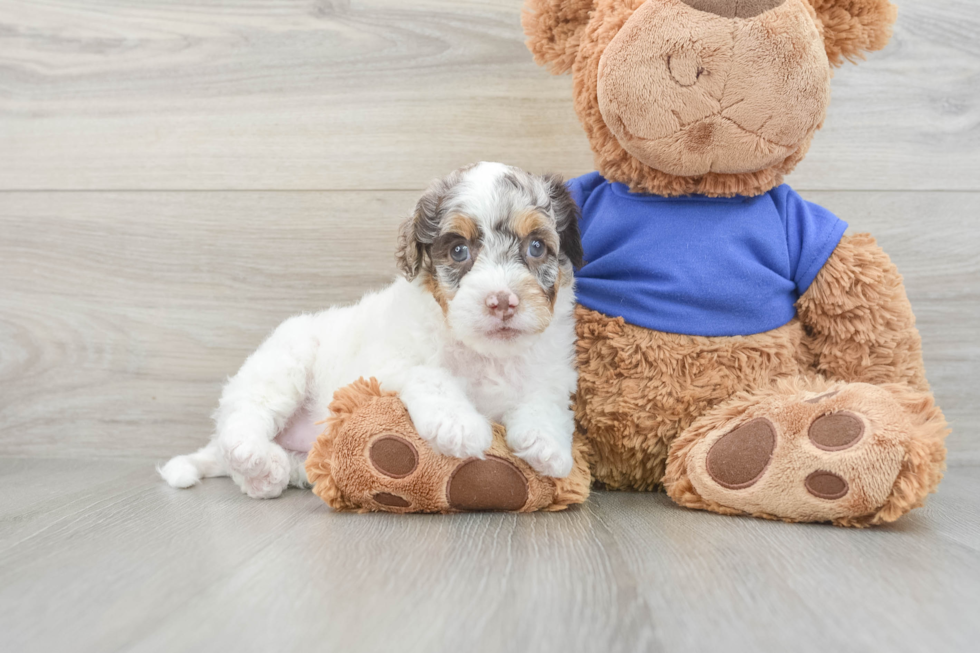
[158, 441, 227, 488]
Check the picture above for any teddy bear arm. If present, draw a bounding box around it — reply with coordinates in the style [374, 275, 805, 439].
[796, 232, 928, 392]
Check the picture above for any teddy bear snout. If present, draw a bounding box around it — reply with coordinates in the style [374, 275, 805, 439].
[667, 48, 703, 88]
[680, 0, 786, 19]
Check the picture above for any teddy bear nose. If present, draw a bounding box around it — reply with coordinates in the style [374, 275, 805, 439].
[486, 291, 519, 321]
[679, 0, 786, 19]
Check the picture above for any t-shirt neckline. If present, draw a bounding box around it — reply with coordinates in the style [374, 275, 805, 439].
[609, 181, 750, 203]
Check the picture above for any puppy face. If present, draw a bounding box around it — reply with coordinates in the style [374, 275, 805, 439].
[396, 162, 583, 356]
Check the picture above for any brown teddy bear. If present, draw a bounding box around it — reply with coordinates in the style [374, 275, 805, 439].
[308, 0, 949, 526]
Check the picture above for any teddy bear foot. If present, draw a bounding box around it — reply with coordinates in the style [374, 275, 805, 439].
[368, 437, 530, 511]
[305, 378, 591, 514]
[664, 380, 948, 527]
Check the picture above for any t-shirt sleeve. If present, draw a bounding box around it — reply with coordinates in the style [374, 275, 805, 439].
[771, 185, 848, 296]
[566, 171, 605, 211]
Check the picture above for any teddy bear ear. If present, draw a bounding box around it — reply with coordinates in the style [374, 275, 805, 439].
[522, 0, 596, 74]
[808, 0, 898, 66]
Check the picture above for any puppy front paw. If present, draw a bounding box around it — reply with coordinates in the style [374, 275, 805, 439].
[413, 405, 493, 460]
[508, 428, 573, 478]
[221, 437, 290, 499]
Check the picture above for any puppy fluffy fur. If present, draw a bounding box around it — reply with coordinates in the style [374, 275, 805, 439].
[160, 163, 583, 499]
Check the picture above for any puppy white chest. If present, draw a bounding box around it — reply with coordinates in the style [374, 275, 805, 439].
[443, 345, 528, 422]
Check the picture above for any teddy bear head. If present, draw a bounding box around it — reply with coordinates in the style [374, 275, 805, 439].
[524, 0, 896, 197]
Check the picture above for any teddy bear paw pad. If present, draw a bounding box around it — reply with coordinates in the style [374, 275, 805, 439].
[804, 471, 848, 500]
[808, 411, 864, 451]
[705, 418, 775, 489]
[369, 435, 418, 478]
[447, 457, 529, 511]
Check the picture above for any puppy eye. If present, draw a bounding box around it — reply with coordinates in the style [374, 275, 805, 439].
[527, 239, 545, 259]
[450, 243, 470, 263]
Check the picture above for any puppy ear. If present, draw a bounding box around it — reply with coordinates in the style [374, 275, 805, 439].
[395, 180, 446, 280]
[544, 173, 584, 269]
[522, 0, 595, 75]
[807, 0, 897, 66]
[395, 215, 423, 280]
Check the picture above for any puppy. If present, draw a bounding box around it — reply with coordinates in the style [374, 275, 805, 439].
[160, 162, 584, 499]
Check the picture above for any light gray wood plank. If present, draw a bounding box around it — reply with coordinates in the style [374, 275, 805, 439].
[0, 458, 318, 653]
[0, 0, 977, 191]
[0, 190, 413, 459]
[1, 190, 977, 461]
[0, 458, 977, 653]
[0, 457, 149, 549]
[792, 0, 980, 191]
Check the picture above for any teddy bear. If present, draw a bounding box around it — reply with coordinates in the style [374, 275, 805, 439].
[307, 0, 948, 526]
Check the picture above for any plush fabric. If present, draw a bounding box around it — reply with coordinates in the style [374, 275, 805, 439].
[525, 0, 896, 198]
[808, 0, 897, 66]
[523, 0, 597, 74]
[520, 0, 948, 526]
[664, 377, 948, 527]
[574, 305, 813, 491]
[574, 233, 947, 524]
[571, 0, 830, 197]
[595, 0, 831, 181]
[796, 233, 931, 392]
[568, 172, 847, 336]
[306, 378, 592, 513]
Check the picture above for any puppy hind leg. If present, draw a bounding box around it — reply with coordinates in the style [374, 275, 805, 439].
[216, 314, 320, 498]
[159, 441, 227, 489]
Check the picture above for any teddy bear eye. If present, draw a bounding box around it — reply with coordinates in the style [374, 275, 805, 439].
[527, 240, 545, 259]
[450, 243, 470, 263]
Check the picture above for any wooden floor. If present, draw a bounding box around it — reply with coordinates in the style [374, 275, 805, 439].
[1, 458, 978, 653]
[1, 1, 979, 651]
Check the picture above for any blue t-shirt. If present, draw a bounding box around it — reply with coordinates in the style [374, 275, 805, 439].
[568, 172, 847, 337]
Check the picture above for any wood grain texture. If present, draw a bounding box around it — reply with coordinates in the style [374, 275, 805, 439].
[1, 190, 977, 462]
[0, 0, 977, 191]
[0, 190, 413, 458]
[0, 457, 978, 653]
[1, 2, 978, 651]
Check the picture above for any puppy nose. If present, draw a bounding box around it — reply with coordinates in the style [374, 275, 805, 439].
[679, 0, 785, 19]
[486, 291, 519, 320]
